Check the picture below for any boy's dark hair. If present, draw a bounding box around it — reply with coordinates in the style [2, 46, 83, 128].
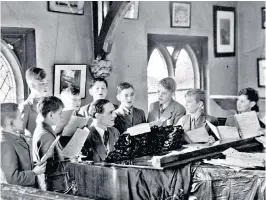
[25, 67, 46, 83]
[62, 86, 80, 96]
[1, 103, 19, 127]
[159, 77, 176, 93]
[185, 89, 206, 104]
[37, 96, 64, 118]
[238, 87, 260, 112]
[116, 82, 134, 95]
[89, 78, 108, 89]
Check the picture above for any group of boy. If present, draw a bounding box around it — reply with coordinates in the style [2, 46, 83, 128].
[1, 67, 217, 189]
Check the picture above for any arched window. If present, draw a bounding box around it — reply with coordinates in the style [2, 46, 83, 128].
[147, 44, 200, 107]
[147, 48, 168, 106]
[0, 40, 24, 103]
[0, 52, 17, 103]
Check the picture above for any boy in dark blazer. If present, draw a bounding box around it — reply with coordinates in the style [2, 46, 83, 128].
[147, 77, 186, 126]
[114, 82, 146, 134]
[0, 103, 46, 187]
[32, 96, 65, 190]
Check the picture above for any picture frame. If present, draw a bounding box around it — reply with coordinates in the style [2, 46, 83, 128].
[124, 1, 139, 20]
[48, 1, 84, 15]
[213, 6, 236, 57]
[170, 2, 191, 28]
[257, 58, 265, 87]
[262, 7, 265, 29]
[54, 65, 87, 98]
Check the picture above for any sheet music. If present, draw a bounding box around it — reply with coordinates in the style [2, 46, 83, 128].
[217, 126, 240, 142]
[39, 135, 61, 164]
[126, 123, 151, 136]
[62, 116, 90, 136]
[185, 126, 209, 143]
[55, 109, 75, 134]
[206, 120, 221, 140]
[61, 128, 90, 158]
[234, 111, 261, 139]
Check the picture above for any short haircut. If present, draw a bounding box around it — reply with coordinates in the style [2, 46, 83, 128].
[159, 77, 176, 93]
[238, 87, 259, 112]
[25, 67, 46, 83]
[37, 96, 64, 118]
[89, 78, 108, 89]
[116, 82, 134, 94]
[185, 89, 206, 103]
[61, 86, 80, 96]
[1, 103, 19, 127]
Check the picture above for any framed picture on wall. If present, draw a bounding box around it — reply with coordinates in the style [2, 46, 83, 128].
[124, 1, 139, 19]
[262, 7, 265, 29]
[257, 58, 265, 87]
[170, 2, 191, 28]
[213, 6, 236, 57]
[54, 65, 87, 98]
[48, 1, 84, 15]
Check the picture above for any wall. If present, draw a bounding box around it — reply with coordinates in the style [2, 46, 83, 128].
[237, 1, 265, 118]
[1, 1, 94, 104]
[109, 1, 238, 117]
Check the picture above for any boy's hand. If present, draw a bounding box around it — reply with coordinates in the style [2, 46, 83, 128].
[33, 162, 47, 175]
[208, 136, 216, 145]
[149, 120, 164, 127]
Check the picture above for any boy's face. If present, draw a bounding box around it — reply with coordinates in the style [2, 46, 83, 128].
[237, 95, 253, 113]
[185, 96, 202, 114]
[31, 78, 48, 97]
[12, 110, 24, 133]
[63, 94, 81, 110]
[97, 102, 117, 127]
[158, 84, 173, 105]
[89, 81, 107, 101]
[117, 88, 135, 108]
[50, 106, 63, 125]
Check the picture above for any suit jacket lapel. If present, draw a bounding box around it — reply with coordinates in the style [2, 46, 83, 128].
[160, 100, 175, 121]
[90, 126, 107, 160]
[153, 102, 160, 121]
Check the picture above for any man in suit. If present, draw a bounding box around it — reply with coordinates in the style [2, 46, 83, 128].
[176, 89, 219, 144]
[0, 103, 46, 187]
[114, 82, 146, 134]
[147, 77, 186, 126]
[82, 99, 120, 162]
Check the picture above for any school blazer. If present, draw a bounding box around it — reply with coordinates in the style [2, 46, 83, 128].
[147, 99, 186, 126]
[114, 107, 146, 134]
[20, 97, 39, 136]
[82, 126, 120, 162]
[32, 122, 64, 175]
[177, 113, 219, 133]
[0, 131, 36, 187]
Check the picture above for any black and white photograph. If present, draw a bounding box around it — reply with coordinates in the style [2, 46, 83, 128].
[54, 64, 86, 98]
[0, 1, 265, 200]
[213, 5, 236, 57]
[170, 2, 191, 28]
[48, 1, 85, 15]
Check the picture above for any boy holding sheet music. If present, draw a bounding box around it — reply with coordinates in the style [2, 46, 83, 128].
[0, 103, 46, 187]
[32, 96, 65, 190]
[20, 67, 49, 136]
[114, 82, 146, 134]
[176, 89, 219, 144]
